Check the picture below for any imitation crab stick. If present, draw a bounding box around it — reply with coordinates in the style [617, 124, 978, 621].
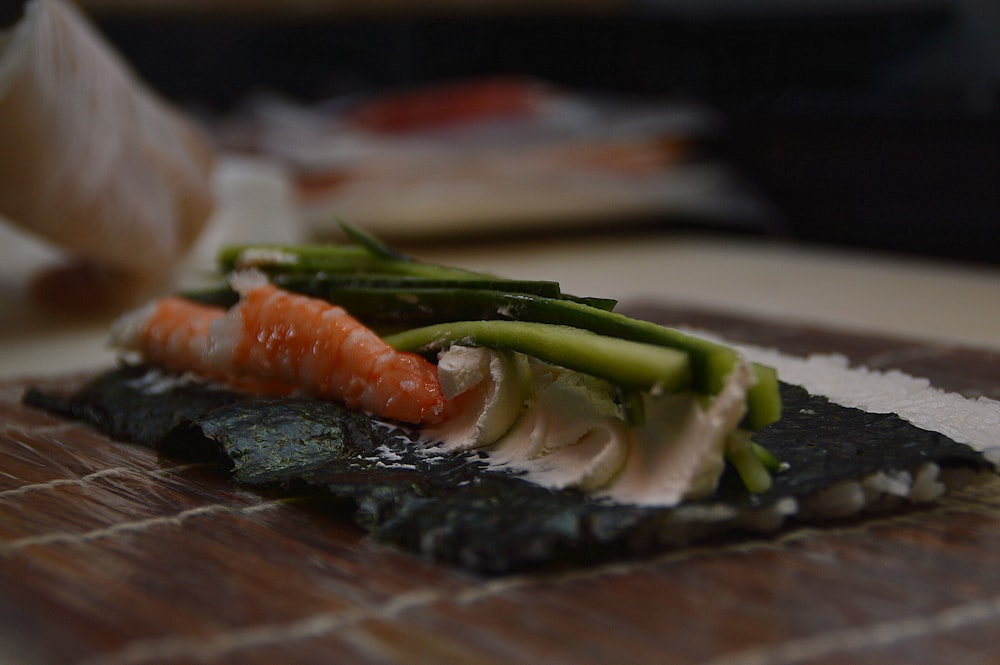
[111, 273, 452, 425]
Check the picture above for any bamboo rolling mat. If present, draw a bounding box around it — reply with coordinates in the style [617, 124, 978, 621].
[2, 305, 999, 665]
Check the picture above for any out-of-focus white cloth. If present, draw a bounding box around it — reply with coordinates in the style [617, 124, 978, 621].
[0, 0, 215, 310]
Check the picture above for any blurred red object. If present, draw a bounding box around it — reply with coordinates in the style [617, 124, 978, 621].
[346, 77, 546, 134]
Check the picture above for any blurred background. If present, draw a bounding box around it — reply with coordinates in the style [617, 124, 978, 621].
[76, 0, 999, 264]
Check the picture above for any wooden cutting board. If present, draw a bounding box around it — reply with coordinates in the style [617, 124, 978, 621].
[2, 305, 999, 665]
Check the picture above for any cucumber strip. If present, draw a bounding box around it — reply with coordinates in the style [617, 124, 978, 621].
[287, 276, 616, 310]
[273, 274, 567, 298]
[569, 295, 619, 311]
[218, 243, 490, 281]
[744, 364, 782, 431]
[216, 245, 617, 310]
[752, 441, 784, 473]
[726, 430, 773, 494]
[337, 220, 412, 261]
[182, 280, 616, 316]
[389, 290, 780, 428]
[617, 387, 647, 427]
[384, 320, 692, 394]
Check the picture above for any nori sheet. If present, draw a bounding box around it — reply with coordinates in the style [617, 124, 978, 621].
[24, 365, 994, 573]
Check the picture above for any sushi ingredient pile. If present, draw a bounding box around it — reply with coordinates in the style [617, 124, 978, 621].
[107, 226, 785, 504]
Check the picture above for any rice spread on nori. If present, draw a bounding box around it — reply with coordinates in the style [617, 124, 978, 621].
[24, 363, 994, 573]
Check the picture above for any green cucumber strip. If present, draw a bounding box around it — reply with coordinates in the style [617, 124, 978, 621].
[180, 283, 565, 315]
[182, 280, 615, 316]
[726, 430, 773, 494]
[752, 441, 783, 473]
[744, 364, 782, 431]
[273, 274, 566, 298]
[384, 320, 692, 394]
[617, 388, 647, 428]
[216, 245, 616, 310]
[571, 296, 619, 311]
[218, 243, 490, 281]
[411, 291, 780, 428]
[337, 220, 412, 261]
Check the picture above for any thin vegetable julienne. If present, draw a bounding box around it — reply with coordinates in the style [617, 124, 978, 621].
[218, 243, 496, 281]
[215, 241, 781, 429]
[384, 320, 693, 394]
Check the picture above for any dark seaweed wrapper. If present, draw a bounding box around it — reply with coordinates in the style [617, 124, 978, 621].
[24, 365, 994, 573]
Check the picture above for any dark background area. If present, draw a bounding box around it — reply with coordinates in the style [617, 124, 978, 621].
[89, 3, 1000, 264]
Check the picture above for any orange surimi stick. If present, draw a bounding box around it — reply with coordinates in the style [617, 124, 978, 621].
[111, 274, 452, 425]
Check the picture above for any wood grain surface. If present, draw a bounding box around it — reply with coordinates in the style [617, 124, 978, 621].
[2, 305, 999, 665]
